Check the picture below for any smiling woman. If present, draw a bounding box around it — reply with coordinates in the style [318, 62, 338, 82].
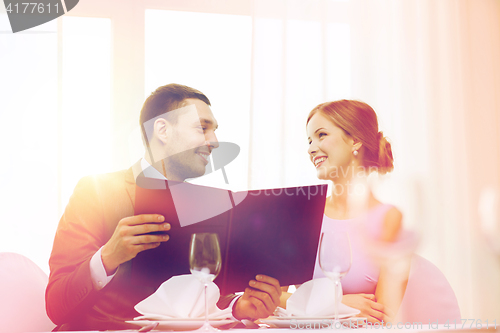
[307, 100, 394, 181]
[305, 99, 406, 323]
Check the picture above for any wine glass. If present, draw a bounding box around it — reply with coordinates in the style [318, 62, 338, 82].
[318, 231, 352, 324]
[189, 233, 222, 331]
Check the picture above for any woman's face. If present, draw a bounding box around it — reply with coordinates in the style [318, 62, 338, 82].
[306, 112, 355, 180]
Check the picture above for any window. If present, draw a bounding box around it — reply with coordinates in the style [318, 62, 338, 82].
[145, 10, 252, 190]
[61, 16, 111, 206]
[0, 0, 351, 273]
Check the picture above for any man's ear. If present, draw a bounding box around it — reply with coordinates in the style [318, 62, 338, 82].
[153, 118, 170, 144]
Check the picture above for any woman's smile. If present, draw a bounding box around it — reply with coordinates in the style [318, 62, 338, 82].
[313, 155, 328, 168]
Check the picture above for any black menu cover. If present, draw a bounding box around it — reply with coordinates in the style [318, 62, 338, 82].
[131, 177, 327, 295]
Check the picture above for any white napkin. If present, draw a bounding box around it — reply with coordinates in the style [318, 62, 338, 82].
[134, 274, 232, 320]
[283, 278, 360, 318]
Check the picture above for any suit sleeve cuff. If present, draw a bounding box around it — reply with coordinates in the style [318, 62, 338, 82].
[90, 247, 116, 290]
[229, 294, 243, 321]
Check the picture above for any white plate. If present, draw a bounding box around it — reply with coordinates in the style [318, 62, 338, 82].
[272, 310, 359, 320]
[261, 317, 365, 329]
[134, 311, 231, 321]
[127, 319, 235, 331]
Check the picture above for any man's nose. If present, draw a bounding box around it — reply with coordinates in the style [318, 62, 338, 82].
[205, 131, 219, 150]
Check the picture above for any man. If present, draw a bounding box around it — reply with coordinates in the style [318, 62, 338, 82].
[46, 84, 282, 330]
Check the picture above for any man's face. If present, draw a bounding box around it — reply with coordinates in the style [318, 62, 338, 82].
[163, 98, 219, 181]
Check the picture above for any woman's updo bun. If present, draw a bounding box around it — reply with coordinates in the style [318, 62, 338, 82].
[307, 100, 394, 175]
[377, 132, 394, 175]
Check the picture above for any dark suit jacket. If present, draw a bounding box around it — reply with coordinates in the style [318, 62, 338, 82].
[46, 163, 236, 331]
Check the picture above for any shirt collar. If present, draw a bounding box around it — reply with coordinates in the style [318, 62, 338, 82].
[140, 158, 168, 180]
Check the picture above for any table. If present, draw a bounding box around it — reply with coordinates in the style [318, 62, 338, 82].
[43, 322, 499, 333]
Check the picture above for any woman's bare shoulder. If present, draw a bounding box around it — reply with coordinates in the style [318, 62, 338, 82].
[381, 206, 403, 242]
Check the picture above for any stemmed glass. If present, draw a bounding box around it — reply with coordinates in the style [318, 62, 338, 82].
[189, 233, 222, 331]
[318, 231, 352, 324]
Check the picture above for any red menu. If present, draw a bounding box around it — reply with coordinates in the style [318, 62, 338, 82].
[131, 176, 327, 295]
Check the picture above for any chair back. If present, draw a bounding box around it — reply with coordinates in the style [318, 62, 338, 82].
[0, 252, 56, 332]
[397, 254, 461, 323]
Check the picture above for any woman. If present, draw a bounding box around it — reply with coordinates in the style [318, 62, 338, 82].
[304, 100, 407, 323]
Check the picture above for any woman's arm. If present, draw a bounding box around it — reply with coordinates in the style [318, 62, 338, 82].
[341, 293, 391, 323]
[280, 285, 392, 323]
[340, 207, 407, 323]
[373, 207, 410, 322]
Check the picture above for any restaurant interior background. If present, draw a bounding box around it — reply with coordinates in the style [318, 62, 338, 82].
[1, 0, 499, 322]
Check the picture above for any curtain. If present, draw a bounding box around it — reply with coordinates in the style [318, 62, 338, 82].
[248, 0, 500, 319]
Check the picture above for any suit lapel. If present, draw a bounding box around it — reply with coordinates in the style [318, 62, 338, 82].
[124, 160, 142, 209]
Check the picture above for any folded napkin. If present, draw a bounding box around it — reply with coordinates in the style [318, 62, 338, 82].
[283, 278, 360, 318]
[134, 274, 232, 320]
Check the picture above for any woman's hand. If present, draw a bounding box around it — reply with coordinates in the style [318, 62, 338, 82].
[342, 294, 394, 324]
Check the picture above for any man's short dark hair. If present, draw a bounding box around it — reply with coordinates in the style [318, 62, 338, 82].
[140, 83, 211, 147]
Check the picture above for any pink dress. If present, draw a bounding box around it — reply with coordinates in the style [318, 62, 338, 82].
[311, 204, 461, 321]
[312, 204, 394, 294]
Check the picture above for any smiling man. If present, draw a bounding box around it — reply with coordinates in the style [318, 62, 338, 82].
[46, 84, 282, 331]
[142, 98, 218, 181]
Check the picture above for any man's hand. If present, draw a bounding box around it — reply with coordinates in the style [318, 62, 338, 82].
[342, 294, 394, 323]
[233, 275, 282, 321]
[101, 214, 170, 275]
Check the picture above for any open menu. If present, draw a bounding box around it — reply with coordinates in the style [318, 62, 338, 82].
[131, 176, 327, 295]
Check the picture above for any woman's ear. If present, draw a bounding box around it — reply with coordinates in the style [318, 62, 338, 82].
[352, 139, 363, 152]
[153, 118, 169, 144]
